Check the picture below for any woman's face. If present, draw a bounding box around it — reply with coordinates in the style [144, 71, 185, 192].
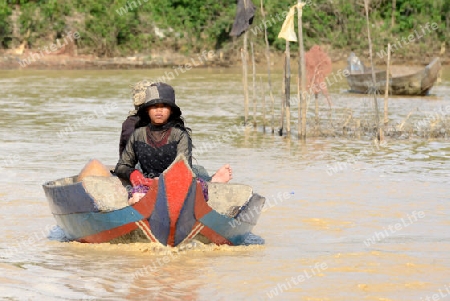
[148, 103, 172, 125]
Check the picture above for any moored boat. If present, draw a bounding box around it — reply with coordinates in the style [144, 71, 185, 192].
[42, 155, 265, 247]
[346, 56, 441, 96]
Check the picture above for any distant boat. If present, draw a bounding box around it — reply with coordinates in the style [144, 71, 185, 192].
[42, 155, 265, 247]
[346, 56, 441, 96]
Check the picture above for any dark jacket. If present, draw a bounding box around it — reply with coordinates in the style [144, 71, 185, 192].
[114, 124, 192, 180]
[119, 115, 140, 157]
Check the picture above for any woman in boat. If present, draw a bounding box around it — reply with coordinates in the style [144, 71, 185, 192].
[114, 81, 232, 204]
[119, 80, 231, 180]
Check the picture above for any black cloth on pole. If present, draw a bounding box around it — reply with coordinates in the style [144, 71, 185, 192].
[229, 0, 256, 37]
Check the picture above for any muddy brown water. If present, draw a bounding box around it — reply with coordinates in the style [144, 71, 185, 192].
[0, 66, 449, 300]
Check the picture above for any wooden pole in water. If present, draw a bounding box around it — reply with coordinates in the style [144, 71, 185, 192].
[438, 42, 445, 84]
[384, 43, 391, 126]
[315, 93, 319, 129]
[364, 0, 381, 140]
[285, 40, 291, 136]
[261, 76, 266, 132]
[251, 42, 257, 127]
[297, 2, 307, 140]
[241, 37, 249, 125]
[241, 0, 250, 125]
[279, 49, 286, 136]
[260, 0, 275, 134]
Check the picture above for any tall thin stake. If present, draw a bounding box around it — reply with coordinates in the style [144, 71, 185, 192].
[384, 43, 391, 126]
[285, 40, 291, 136]
[261, 76, 266, 132]
[315, 93, 319, 129]
[251, 42, 257, 127]
[241, 32, 249, 125]
[279, 52, 286, 136]
[241, 0, 250, 125]
[260, 0, 275, 133]
[364, 0, 380, 139]
[297, 2, 307, 140]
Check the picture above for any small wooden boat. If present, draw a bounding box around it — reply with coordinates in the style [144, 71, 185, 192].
[346, 57, 441, 95]
[42, 155, 265, 247]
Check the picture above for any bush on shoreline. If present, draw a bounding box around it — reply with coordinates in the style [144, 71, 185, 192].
[1, 0, 448, 63]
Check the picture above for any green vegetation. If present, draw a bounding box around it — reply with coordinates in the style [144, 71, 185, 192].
[0, 2, 12, 48]
[1, 0, 448, 60]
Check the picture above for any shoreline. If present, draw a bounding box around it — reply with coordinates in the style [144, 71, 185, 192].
[1, 49, 449, 71]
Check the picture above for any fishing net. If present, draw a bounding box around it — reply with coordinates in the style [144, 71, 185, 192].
[305, 45, 332, 96]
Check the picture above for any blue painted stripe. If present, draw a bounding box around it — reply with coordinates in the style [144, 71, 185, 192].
[53, 206, 145, 240]
[199, 211, 254, 245]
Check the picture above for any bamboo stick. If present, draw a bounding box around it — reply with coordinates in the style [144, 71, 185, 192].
[279, 51, 285, 136]
[242, 31, 249, 125]
[356, 119, 361, 139]
[285, 40, 291, 136]
[261, 76, 266, 132]
[260, 0, 275, 134]
[315, 93, 319, 128]
[343, 111, 353, 136]
[297, 2, 307, 140]
[364, 0, 381, 140]
[309, 66, 319, 131]
[241, 0, 249, 125]
[397, 111, 413, 131]
[251, 42, 257, 128]
[384, 43, 391, 126]
[438, 42, 445, 83]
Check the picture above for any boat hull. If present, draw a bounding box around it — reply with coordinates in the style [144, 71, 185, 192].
[346, 57, 441, 96]
[43, 156, 265, 247]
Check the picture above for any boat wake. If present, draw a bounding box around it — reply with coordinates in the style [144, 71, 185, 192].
[47, 225, 69, 242]
[243, 232, 265, 245]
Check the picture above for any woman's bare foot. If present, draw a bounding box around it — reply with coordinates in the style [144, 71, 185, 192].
[211, 164, 232, 183]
